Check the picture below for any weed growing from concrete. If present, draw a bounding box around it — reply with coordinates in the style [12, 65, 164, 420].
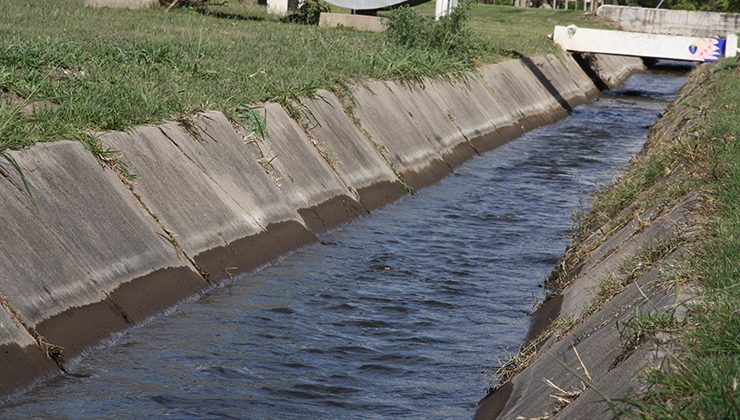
[494, 316, 577, 387]
[234, 107, 269, 141]
[620, 308, 682, 351]
[0, 144, 34, 204]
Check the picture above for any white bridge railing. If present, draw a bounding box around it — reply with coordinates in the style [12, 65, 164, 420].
[553, 25, 738, 63]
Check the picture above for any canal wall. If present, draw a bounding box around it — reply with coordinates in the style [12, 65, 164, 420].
[474, 63, 712, 419]
[0, 53, 642, 397]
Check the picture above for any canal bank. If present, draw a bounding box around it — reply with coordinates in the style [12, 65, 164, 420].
[475, 61, 738, 418]
[1, 64, 688, 418]
[0, 53, 643, 398]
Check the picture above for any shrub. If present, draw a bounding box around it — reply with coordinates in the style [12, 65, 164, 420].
[283, 0, 331, 25]
[385, 1, 482, 65]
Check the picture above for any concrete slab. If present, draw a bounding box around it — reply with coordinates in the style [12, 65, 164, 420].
[100, 123, 314, 281]
[588, 54, 645, 90]
[0, 141, 205, 358]
[482, 60, 568, 128]
[480, 254, 688, 419]
[299, 90, 407, 211]
[318, 13, 387, 32]
[157, 111, 317, 278]
[560, 194, 699, 319]
[382, 80, 475, 168]
[554, 343, 658, 419]
[257, 102, 366, 232]
[0, 306, 56, 397]
[85, 0, 159, 8]
[529, 54, 599, 107]
[173, 111, 304, 229]
[422, 76, 515, 155]
[351, 81, 451, 188]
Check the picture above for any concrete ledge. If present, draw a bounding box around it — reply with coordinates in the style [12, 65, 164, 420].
[85, 0, 159, 9]
[319, 13, 386, 32]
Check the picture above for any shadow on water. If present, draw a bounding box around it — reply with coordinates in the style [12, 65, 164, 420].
[1, 71, 687, 419]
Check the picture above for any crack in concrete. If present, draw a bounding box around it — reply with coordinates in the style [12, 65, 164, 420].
[0, 294, 66, 373]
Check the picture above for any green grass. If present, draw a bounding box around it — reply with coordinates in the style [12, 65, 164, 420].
[627, 59, 740, 418]
[0, 0, 610, 150]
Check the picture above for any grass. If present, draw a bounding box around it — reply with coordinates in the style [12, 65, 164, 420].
[632, 58, 740, 419]
[0, 0, 611, 151]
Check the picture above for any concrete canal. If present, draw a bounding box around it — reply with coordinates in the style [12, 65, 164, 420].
[1, 70, 687, 418]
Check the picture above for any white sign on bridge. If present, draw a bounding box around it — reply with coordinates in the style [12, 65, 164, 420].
[553, 25, 738, 62]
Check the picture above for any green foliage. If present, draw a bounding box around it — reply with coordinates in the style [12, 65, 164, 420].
[0, 144, 34, 204]
[283, 0, 331, 25]
[634, 59, 740, 419]
[386, 1, 483, 66]
[234, 107, 269, 140]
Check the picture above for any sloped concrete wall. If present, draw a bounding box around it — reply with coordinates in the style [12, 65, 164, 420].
[350, 80, 453, 189]
[0, 141, 206, 383]
[528, 54, 600, 108]
[0, 53, 641, 397]
[299, 90, 408, 211]
[598, 5, 740, 37]
[251, 103, 367, 233]
[0, 306, 54, 397]
[99, 112, 316, 282]
[585, 53, 646, 89]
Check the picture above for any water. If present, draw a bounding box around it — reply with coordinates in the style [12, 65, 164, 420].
[1, 71, 686, 419]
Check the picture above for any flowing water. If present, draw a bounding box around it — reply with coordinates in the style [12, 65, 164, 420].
[2, 70, 687, 419]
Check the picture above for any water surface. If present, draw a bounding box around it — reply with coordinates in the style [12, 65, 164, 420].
[2, 71, 686, 419]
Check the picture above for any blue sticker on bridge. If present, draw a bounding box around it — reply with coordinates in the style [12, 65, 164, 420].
[688, 38, 726, 62]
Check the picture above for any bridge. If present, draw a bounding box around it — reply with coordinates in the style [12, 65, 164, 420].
[553, 25, 738, 63]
